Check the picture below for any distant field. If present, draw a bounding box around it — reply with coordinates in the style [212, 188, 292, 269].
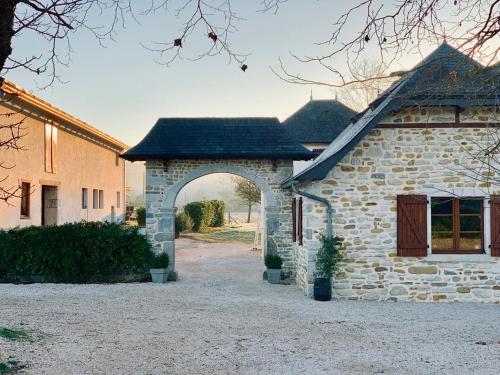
[181, 222, 257, 244]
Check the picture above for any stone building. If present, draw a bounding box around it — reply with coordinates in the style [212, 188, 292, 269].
[0, 79, 128, 228]
[125, 42, 499, 302]
[121, 118, 312, 279]
[285, 42, 500, 302]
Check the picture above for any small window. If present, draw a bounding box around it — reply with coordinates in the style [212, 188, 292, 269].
[431, 197, 483, 254]
[116, 191, 121, 208]
[20, 182, 30, 217]
[115, 154, 120, 167]
[311, 148, 325, 158]
[82, 188, 88, 209]
[93, 189, 98, 209]
[99, 190, 104, 209]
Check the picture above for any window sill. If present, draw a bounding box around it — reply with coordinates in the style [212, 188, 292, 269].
[20, 216, 31, 220]
[426, 254, 495, 263]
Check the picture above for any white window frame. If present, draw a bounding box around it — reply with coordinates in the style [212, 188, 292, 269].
[423, 188, 492, 261]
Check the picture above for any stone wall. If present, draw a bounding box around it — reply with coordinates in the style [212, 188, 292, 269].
[145, 159, 295, 276]
[296, 110, 500, 302]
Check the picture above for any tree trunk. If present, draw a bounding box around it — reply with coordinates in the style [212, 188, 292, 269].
[247, 202, 252, 223]
[0, 1, 16, 73]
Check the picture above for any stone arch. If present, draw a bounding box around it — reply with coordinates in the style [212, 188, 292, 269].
[147, 161, 288, 280]
[164, 164, 277, 209]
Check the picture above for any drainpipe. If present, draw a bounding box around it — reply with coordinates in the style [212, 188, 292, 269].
[291, 181, 333, 239]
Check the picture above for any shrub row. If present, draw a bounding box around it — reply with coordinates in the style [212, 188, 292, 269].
[184, 200, 225, 232]
[0, 222, 154, 283]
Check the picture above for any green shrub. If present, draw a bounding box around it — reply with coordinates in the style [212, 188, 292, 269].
[175, 212, 194, 233]
[184, 200, 225, 231]
[264, 254, 283, 269]
[210, 200, 225, 227]
[136, 207, 146, 227]
[0, 222, 154, 283]
[315, 235, 344, 278]
[151, 252, 169, 269]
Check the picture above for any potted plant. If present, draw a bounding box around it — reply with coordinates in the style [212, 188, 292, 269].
[150, 252, 169, 284]
[264, 254, 283, 284]
[314, 235, 343, 301]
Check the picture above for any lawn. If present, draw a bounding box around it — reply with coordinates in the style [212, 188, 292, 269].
[181, 222, 257, 244]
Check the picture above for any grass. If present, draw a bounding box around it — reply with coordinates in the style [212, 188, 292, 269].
[0, 328, 28, 342]
[181, 223, 257, 244]
[0, 359, 23, 375]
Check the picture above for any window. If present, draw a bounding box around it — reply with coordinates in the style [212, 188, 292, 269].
[20, 182, 30, 217]
[44, 124, 57, 173]
[311, 148, 325, 159]
[93, 189, 98, 209]
[82, 188, 88, 209]
[115, 153, 120, 167]
[116, 191, 121, 208]
[431, 197, 483, 254]
[99, 190, 104, 209]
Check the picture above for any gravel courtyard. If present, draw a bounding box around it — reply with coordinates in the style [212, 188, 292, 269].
[1, 238, 499, 375]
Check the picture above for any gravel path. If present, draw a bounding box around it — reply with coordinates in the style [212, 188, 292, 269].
[1, 239, 499, 375]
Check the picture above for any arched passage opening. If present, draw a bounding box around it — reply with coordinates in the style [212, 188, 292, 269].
[160, 164, 278, 279]
[173, 172, 271, 280]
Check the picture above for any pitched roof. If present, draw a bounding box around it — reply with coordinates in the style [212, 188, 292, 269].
[284, 42, 500, 185]
[283, 99, 357, 143]
[0, 78, 129, 152]
[121, 117, 313, 161]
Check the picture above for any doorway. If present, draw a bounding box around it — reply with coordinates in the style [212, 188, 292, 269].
[41, 185, 58, 226]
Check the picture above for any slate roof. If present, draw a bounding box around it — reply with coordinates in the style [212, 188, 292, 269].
[283, 100, 357, 143]
[284, 42, 500, 185]
[121, 117, 313, 161]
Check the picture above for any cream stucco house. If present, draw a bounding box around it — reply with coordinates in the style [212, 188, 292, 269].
[0, 79, 128, 228]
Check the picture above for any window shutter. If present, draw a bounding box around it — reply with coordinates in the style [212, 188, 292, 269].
[490, 195, 500, 256]
[51, 126, 57, 173]
[298, 197, 303, 246]
[292, 198, 297, 242]
[44, 124, 52, 172]
[397, 195, 427, 256]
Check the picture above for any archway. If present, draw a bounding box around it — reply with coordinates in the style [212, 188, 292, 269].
[142, 159, 295, 280]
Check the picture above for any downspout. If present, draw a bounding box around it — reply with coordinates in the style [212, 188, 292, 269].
[291, 181, 333, 239]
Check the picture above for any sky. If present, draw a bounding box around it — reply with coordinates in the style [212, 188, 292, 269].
[5, 1, 458, 201]
[4, 0, 445, 148]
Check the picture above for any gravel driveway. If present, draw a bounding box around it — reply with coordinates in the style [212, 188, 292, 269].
[1, 238, 499, 374]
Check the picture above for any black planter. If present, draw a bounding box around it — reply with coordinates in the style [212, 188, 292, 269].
[314, 277, 332, 301]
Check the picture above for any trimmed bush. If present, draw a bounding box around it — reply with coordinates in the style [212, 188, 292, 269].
[264, 254, 283, 270]
[151, 252, 169, 269]
[0, 222, 154, 283]
[184, 200, 225, 232]
[210, 200, 225, 227]
[136, 207, 146, 227]
[175, 212, 194, 233]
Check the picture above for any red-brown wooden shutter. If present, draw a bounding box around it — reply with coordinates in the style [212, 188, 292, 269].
[292, 198, 297, 242]
[397, 195, 427, 256]
[490, 195, 500, 256]
[298, 197, 303, 246]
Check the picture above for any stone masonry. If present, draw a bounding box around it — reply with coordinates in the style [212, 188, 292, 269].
[295, 107, 500, 302]
[145, 159, 295, 277]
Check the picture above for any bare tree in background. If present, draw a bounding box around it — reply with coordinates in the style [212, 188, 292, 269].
[335, 58, 397, 111]
[0, 0, 498, 203]
[233, 177, 261, 223]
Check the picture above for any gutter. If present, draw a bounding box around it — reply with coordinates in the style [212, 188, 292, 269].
[291, 181, 332, 239]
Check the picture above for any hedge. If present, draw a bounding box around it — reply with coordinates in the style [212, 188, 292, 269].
[0, 222, 154, 283]
[136, 207, 146, 227]
[184, 200, 225, 232]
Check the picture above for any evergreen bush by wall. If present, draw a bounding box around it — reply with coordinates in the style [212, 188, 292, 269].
[0, 222, 154, 283]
